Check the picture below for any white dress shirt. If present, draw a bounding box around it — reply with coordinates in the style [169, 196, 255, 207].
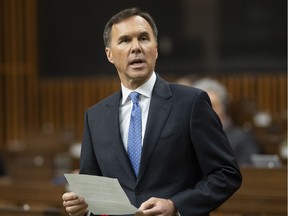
[119, 72, 156, 151]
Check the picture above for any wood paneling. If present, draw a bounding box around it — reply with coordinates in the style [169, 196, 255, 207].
[38, 77, 120, 139]
[0, 0, 38, 149]
[0, 0, 286, 155]
[0, 180, 65, 215]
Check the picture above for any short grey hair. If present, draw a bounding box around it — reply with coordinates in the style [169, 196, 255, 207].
[103, 7, 158, 47]
[193, 77, 230, 107]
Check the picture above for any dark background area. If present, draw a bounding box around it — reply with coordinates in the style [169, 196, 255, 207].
[38, 0, 286, 77]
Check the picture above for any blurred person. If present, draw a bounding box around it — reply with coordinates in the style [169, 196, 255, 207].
[62, 8, 242, 216]
[174, 74, 198, 86]
[192, 77, 260, 166]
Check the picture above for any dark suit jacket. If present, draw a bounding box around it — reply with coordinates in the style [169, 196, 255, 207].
[80, 75, 242, 216]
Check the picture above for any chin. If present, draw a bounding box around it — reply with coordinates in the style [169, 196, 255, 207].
[129, 68, 148, 76]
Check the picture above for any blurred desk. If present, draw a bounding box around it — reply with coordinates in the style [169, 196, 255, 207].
[0, 206, 63, 216]
[212, 167, 287, 216]
[0, 180, 65, 216]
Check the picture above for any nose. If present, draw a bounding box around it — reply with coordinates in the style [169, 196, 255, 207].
[131, 39, 141, 54]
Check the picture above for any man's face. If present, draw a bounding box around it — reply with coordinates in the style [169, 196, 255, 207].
[105, 15, 158, 89]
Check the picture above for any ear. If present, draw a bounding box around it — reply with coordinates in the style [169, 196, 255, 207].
[105, 47, 114, 64]
[155, 44, 158, 60]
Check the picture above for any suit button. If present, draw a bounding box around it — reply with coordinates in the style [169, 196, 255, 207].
[135, 188, 142, 195]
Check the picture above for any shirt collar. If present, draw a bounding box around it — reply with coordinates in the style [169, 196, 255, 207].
[121, 72, 156, 105]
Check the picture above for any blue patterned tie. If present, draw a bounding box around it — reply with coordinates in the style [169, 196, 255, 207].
[127, 92, 142, 176]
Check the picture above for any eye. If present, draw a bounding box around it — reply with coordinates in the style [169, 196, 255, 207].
[119, 37, 130, 44]
[140, 36, 148, 41]
[140, 34, 150, 42]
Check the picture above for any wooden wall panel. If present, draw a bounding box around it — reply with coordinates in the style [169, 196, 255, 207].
[0, 74, 4, 148]
[216, 72, 287, 122]
[0, 0, 38, 150]
[37, 77, 120, 140]
[34, 73, 286, 143]
[0, 0, 286, 155]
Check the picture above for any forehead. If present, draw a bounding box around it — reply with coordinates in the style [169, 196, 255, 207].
[111, 15, 154, 37]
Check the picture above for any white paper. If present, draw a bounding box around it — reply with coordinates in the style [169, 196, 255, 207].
[64, 174, 138, 215]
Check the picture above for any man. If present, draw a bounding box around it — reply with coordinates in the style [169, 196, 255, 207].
[192, 77, 260, 166]
[62, 8, 242, 216]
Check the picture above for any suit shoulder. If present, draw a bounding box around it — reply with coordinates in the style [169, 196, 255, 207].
[86, 91, 120, 112]
[169, 82, 204, 96]
[166, 82, 211, 107]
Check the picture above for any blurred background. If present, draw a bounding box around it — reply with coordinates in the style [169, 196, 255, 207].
[0, 0, 287, 215]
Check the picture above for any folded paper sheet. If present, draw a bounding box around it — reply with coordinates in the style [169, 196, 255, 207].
[64, 174, 138, 215]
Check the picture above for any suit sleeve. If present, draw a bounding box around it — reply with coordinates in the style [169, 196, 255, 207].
[170, 91, 242, 216]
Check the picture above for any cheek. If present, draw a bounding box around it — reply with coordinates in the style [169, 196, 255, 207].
[111, 50, 125, 63]
[147, 48, 158, 61]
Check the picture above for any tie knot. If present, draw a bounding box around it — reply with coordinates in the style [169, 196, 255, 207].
[129, 92, 140, 103]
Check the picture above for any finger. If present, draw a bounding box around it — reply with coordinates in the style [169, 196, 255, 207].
[62, 192, 78, 201]
[142, 205, 161, 215]
[139, 199, 156, 211]
[66, 203, 88, 216]
[64, 196, 85, 207]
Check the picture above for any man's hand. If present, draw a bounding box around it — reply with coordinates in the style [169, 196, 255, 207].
[137, 197, 177, 216]
[62, 192, 89, 216]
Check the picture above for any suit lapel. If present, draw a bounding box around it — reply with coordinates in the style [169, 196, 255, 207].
[104, 92, 136, 180]
[137, 76, 173, 182]
[104, 77, 174, 183]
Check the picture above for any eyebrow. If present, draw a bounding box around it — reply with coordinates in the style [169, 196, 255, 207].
[118, 35, 130, 42]
[118, 30, 151, 42]
[139, 31, 150, 39]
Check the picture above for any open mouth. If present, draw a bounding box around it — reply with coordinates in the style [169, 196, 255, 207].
[129, 59, 145, 65]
